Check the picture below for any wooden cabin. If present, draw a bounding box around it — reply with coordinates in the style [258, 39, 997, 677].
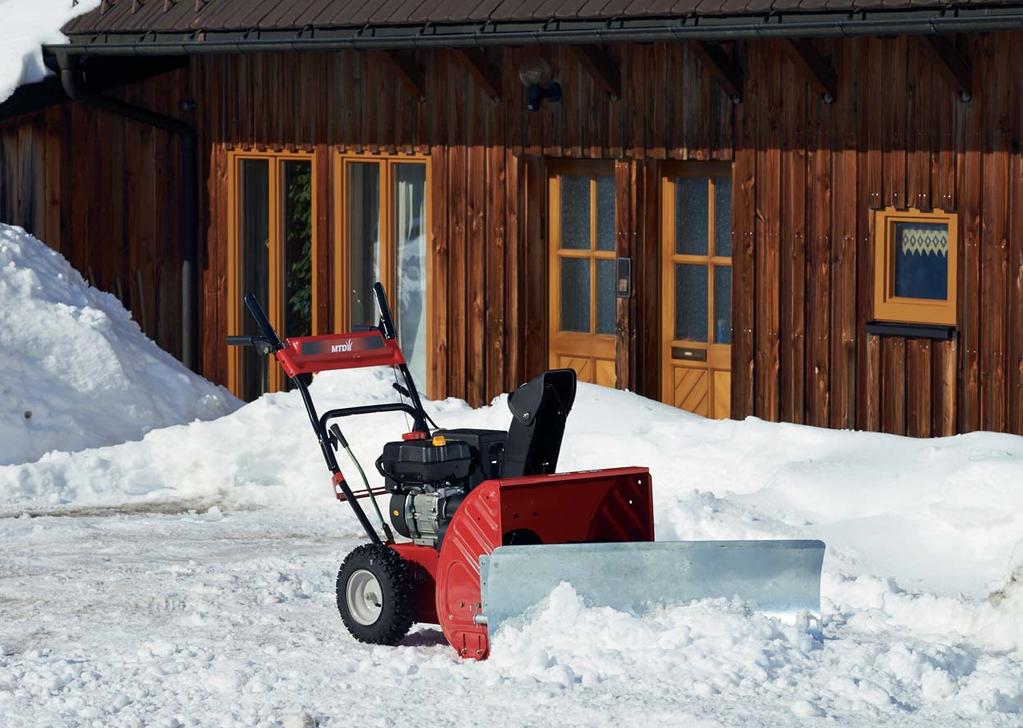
[2, 1, 1022, 437]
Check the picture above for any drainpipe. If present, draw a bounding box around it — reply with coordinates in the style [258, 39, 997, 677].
[56, 50, 199, 373]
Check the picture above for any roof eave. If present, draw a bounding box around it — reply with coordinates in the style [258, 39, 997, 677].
[46, 6, 1023, 56]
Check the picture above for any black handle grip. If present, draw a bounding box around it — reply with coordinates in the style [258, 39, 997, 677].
[243, 293, 284, 351]
[226, 335, 256, 347]
[373, 282, 396, 340]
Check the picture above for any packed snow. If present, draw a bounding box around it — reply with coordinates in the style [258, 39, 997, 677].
[1, 366, 1021, 726]
[0, 224, 238, 465]
[0, 0, 100, 102]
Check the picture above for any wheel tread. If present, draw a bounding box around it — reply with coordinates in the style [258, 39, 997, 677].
[336, 544, 415, 645]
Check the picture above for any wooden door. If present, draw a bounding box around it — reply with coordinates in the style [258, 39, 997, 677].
[548, 162, 617, 387]
[661, 163, 733, 418]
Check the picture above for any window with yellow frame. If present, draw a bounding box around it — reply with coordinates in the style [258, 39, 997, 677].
[333, 154, 431, 394]
[873, 207, 957, 326]
[227, 150, 317, 400]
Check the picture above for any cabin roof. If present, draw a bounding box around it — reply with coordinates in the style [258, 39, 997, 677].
[59, 0, 1023, 52]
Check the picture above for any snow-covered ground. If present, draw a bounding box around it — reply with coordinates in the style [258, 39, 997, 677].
[1, 220, 1021, 727]
[0, 224, 238, 465]
[1, 369, 1021, 727]
[0, 0, 100, 102]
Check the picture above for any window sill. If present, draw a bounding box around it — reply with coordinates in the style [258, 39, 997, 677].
[865, 322, 956, 340]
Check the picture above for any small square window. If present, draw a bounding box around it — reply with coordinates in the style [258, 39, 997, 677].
[873, 208, 957, 326]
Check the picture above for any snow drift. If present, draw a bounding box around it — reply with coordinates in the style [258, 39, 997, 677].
[2, 366, 1022, 600]
[0, 224, 238, 466]
[0, 0, 100, 103]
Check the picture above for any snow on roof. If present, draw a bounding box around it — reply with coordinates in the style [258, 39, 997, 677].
[0, 0, 99, 104]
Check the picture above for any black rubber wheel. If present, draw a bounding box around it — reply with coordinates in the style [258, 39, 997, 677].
[336, 543, 414, 645]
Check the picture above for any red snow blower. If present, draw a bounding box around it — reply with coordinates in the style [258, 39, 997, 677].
[228, 284, 824, 660]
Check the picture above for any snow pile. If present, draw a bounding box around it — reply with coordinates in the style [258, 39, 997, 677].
[3, 366, 1021, 599]
[0, 0, 100, 103]
[487, 583, 1023, 721]
[0, 224, 238, 465]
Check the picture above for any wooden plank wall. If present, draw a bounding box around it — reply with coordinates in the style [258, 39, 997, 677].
[738, 33, 1022, 436]
[1, 33, 1021, 436]
[190, 44, 734, 399]
[0, 69, 189, 360]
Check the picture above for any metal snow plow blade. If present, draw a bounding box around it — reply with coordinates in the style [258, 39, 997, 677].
[479, 540, 825, 635]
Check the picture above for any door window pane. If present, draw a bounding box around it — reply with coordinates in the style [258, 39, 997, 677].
[240, 159, 270, 401]
[348, 162, 381, 326]
[893, 222, 949, 300]
[596, 259, 616, 335]
[714, 266, 732, 345]
[675, 178, 708, 255]
[281, 160, 312, 339]
[394, 163, 428, 388]
[675, 263, 708, 342]
[560, 258, 591, 332]
[713, 176, 733, 257]
[596, 175, 616, 251]
[560, 175, 591, 250]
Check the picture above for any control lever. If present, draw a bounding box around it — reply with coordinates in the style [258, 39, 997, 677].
[330, 423, 393, 543]
[392, 382, 412, 398]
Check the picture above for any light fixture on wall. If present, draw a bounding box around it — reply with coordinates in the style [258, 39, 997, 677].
[518, 57, 561, 111]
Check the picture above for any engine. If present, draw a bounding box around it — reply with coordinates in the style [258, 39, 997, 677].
[378, 429, 505, 548]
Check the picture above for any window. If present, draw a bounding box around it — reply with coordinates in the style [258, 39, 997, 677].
[228, 152, 316, 400]
[335, 155, 430, 391]
[873, 208, 957, 326]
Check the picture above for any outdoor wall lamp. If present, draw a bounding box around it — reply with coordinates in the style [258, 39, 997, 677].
[519, 57, 561, 111]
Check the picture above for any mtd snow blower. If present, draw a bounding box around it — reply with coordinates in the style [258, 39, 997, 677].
[228, 284, 825, 659]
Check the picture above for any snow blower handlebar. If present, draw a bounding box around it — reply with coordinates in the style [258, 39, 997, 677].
[226, 284, 436, 545]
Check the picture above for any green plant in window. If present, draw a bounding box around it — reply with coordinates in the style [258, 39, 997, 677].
[285, 164, 313, 336]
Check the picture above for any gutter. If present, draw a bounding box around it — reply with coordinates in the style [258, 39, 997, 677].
[47, 6, 1023, 55]
[55, 51, 199, 373]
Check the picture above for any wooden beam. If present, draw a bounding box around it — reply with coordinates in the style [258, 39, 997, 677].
[690, 42, 743, 104]
[782, 39, 837, 104]
[380, 50, 426, 102]
[918, 35, 972, 102]
[451, 48, 502, 101]
[568, 45, 621, 100]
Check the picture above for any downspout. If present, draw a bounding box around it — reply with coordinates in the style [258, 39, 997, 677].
[56, 50, 199, 373]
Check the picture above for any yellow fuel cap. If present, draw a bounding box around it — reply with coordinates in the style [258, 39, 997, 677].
[432, 435, 447, 447]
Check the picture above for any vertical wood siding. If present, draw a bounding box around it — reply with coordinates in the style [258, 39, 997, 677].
[733, 34, 1022, 436]
[0, 70, 188, 359]
[1, 34, 1022, 436]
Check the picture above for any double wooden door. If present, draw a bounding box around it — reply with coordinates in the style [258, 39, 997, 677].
[547, 160, 735, 420]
